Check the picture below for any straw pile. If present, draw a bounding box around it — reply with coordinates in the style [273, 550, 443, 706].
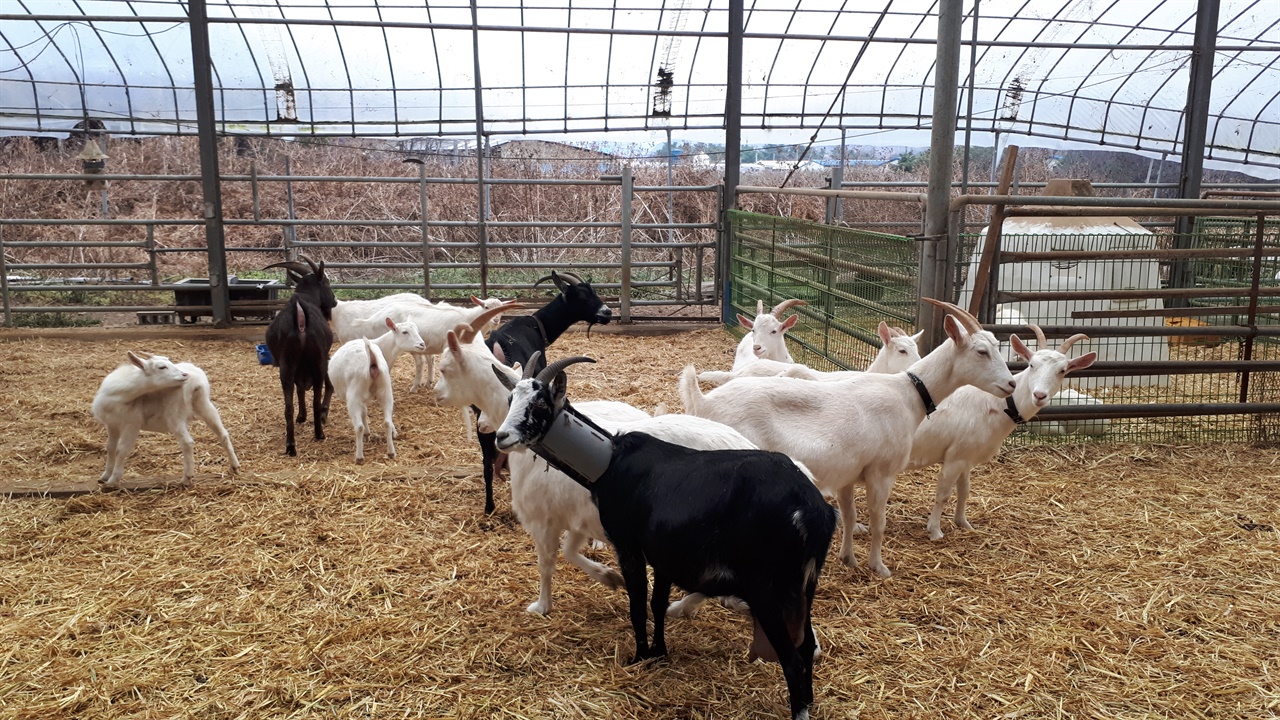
[1, 325, 1278, 719]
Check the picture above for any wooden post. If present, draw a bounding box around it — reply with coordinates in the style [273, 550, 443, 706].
[966, 145, 1020, 320]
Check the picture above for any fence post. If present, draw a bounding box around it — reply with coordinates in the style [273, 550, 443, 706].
[284, 155, 297, 262]
[0, 225, 9, 326]
[419, 163, 432, 298]
[1241, 212, 1267, 402]
[620, 165, 633, 323]
[146, 224, 159, 287]
[251, 161, 260, 221]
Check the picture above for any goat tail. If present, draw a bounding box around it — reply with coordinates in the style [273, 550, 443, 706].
[294, 302, 307, 338]
[363, 339, 380, 380]
[677, 364, 706, 416]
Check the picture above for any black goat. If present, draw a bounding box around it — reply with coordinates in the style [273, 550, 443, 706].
[473, 270, 611, 513]
[492, 355, 836, 720]
[264, 256, 337, 456]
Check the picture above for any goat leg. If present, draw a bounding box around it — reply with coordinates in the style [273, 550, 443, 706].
[294, 384, 307, 424]
[752, 601, 815, 720]
[312, 381, 326, 441]
[479, 429, 499, 514]
[649, 573, 672, 659]
[281, 379, 297, 456]
[617, 551, 652, 664]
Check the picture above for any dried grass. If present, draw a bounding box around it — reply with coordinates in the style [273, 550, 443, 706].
[1, 325, 1278, 719]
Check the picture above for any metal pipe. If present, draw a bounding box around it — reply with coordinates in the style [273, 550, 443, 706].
[620, 165, 634, 323]
[983, 322, 1280, 337]
[953, 194, 1280, 212]
[470, 0, 490, 296]
[1241, 212, 1267, 401]
[921, 0, 964, 351]
[722, 0, 744, 324]
[1028, 403, 1280, 420]
[960, 0, 980, 198]
[419, 162, 432, 298]
[1002, 247, 1280, 261]
[737, 186, 927, 203]
[0, 225, 9, 326]
[188, 0, 230, 326]
[999, 287, 1280, 302]
[1170, 0, 1222, 301]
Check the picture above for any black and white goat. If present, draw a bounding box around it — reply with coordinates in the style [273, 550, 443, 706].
[264, 256, 337, 456]
[493, 354, 836, 720]
[474, 270, 612, 513]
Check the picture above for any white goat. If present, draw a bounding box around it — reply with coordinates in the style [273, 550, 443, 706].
[732, 299, 807, 370]
[92, 351, 239, 489]
[1027, 388, 1110, 436]
[433, 325, 773, 616]
[328, 317, 427, 464]
[907, 326, 1097, 540]
[700, 321, 922, 385]
[332, 295, 508, 392]
[680, 299, 1018, 578]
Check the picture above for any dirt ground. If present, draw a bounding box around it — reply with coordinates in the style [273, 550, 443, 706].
[0, 323, 1278, 719]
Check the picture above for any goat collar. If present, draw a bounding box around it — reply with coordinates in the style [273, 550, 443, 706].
[1003, 396, 1027, 425]
[905, 372, 936, 416]
[527, 402, 615, 486]
[532, 313, 549, 346]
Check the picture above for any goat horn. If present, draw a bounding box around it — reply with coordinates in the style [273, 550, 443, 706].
[263, 260, 310, 275]
[755, 299, 765, 316]
[523, 351, 543, 380]
[299, 254, 320, 275]
[771, 298, 808, 316]
[1058, 333, 1090, 352]
[921, 297, 983, 334]
[535, 355, 596, 385]
[491, 363, 517, 391]
[557, 271, 585, 286]
[533, 274, 555, 287]
[1028, 323, 1048, 348]
[467, 300, 517, 334]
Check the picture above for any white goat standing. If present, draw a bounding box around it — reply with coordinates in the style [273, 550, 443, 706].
[680, 299, 1018, 578]
[92, 351, 240, 489]
[700, 321, 921, 385]
[731, 299, 807, 370]
[328, 317, 427, 464]
[907, 326, 1097, 540]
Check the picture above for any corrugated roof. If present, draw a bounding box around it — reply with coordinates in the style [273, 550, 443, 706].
[2, 1, 1278, 173]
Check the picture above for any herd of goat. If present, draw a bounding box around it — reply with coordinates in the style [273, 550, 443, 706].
[89, 256, 1100, 720]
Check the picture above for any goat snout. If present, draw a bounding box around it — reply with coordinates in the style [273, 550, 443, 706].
[753, 344, 764, 356]
[1033, 390, 1049, 406]
[595, 306, 613, 324]
[494, 429, 517, 452]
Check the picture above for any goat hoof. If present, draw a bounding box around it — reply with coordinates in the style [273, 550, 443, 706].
[386, 452, 396, 460]
[928, 529, 945, 541]
[851, 522, 869, 535]
[315, 432, 325, 441]
[286, 446, 297, 457]
[526, 601, 550, 615]
[484, 502, 496, 515]
[869, 563, 892, 579]
[355, 457, 364, 466]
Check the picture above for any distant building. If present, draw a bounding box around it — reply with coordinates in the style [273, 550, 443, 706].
[490, 139, 618, 174]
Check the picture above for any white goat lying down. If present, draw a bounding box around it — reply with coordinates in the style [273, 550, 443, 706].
[908, 326, 1097, 540]
[680, 299, 1017, 578]
[732, 299, 807, 370]
[699, 321, 922, 385]
[92, 351, 240, 489]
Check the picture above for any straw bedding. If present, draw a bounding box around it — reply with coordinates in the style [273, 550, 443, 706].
[0, 325, 1277, 719]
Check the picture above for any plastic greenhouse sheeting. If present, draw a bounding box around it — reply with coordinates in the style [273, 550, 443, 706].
[2, 1, 1279, 175]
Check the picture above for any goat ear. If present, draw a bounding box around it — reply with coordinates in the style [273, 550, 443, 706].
[445, 330, 462, 354]
[493, 342, 507, 366]
[551, 372, 569, 406]
[737, 313, 754, 330]
[780, 314, 800, 331]
[471, 295, 484, 307]
[1067, 352, 1098, 373]
[385, 316, 396, 331]
[1009, 334, 1034, 361]
[877, 320, 892, 344]
[942, 314, 967, 345]
[127, 351, 147, 369]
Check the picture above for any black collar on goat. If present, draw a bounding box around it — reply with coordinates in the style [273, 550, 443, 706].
[264, 256, 336, 457]
[470, 270, 612, 514]
[491, 353, 836, 720]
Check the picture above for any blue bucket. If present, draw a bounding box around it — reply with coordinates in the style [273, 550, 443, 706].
[256, 343, 274, 365]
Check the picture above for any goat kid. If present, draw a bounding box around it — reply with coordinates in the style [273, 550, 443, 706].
[700, 321, 921, 385]
[494, 355, 835, 720]
[680, 299, 1017, 578]
[908, 326, 1097, 539]
[264, 256, 337, 456]
[731, 299, 807, 371]
[329, 317, 427, 464]
[473, 270, 612, 514]
[92, 351, 239, 489]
